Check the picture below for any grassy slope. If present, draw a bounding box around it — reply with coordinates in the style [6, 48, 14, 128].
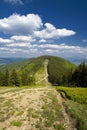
[47, 55, 76, 73]
[0, 55, 76, 85]
[57, 87, 87, 130]
[0, 55, 76, 72]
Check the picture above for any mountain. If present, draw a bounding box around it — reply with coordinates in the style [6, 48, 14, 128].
[66, 57, 87, 65]
[0, 55, 76, 86]
[0, 55, 75, 72]
[0, 58, 27, 65]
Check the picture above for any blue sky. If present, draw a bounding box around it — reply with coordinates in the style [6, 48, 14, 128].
[0, 0, 87, 61]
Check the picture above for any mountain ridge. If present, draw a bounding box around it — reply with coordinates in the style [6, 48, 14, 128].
[0, 55, 76, 86]
[0, 56, 85, 65]
[0, 55, 76, 71]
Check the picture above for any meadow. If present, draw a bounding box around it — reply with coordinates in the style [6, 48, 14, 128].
[57, 87, 87, 130]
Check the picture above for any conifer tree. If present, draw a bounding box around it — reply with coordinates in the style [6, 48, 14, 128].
[0, 71, 4, 86]
[21, 72, 28, 86]
[3, 69, 10, 86]
[10, 69, 20, 87]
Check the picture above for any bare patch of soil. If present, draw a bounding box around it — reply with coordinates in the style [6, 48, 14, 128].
[0, 87, 76, 130]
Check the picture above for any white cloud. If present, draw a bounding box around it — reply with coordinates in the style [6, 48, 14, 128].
[0, 35, 87, 58]
[7, 42, 29, 47]
[57, 28, 76, 37]
[0, 37, 13, 43]
[0, 13, 82, 59]
[39, 44, 58, 49]
[0, 13, 42, 35]
[39, 43, 87, 56]
[34, 23, 76, 39]
[0, 14, 76, 39]
[45, 49, 54, 53]
[35, 43, 86, 61]
[4, 0, 23, 5]
[11, 35, 35, 42]
[0, 36, 87, 59]
[39, 39, 46, 43]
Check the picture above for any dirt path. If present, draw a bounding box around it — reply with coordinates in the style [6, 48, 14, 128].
[43, 59, 49, 86]
[36, 59, 49, 86]
[55, 90, 77, 130]
[0, 87, 76, 130]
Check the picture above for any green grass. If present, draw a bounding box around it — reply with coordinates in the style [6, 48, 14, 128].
[17, 110, 24, 116]
[66, 100, 87, 130]
[0, 97, 5, 102]
[53, 124, 65, 130]
[41, 91, 65, 129]
[57, 87, 87, 104]
[57, 87, 87, 130]
[27, 108, 34, 119]
[11, 120, 22, 127]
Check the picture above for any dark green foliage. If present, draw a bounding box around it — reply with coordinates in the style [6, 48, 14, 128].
[10, 69, 20, 87]
[0, 69, 35, 87]
[3, 69, 10, 86]
[71, 62, 87, 87]
[21, 71, 29, 86]
[0, 71, 5, 86]
[1, 55, 87, 87]
[0, 55, 76, 87]
[47, 56, 75, 86]
[28, 76, 35, 85]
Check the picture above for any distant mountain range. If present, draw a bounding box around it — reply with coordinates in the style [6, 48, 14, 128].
[67, 58, 87, 65]
[0, 56, 86, 65]
[0, 58, 27, 65]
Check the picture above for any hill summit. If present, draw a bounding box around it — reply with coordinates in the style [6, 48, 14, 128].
[0, 55, 76, 86]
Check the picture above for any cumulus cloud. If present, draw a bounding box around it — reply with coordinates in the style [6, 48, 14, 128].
[39, 39, 46, 43]
[0, 13, 76, 39]
[34, 23, 76, 39]
[0, 13, 42, 35]
[0, 35, 35, 44]
[0, 37, 13, 43]
[39, 43, 86, 53]
[0, 35, 87, 59]
[4, 0, 23, 5]
[11, 35, 35, 42]
[40, 43, 87, 60]
[0, 35, 36, 49]
[0, 13, 80, 58]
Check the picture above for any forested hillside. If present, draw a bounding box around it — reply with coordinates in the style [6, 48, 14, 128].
[0, 55, 76, 87]
[47, 56, 76, 86]
[0, 55, 87, 87]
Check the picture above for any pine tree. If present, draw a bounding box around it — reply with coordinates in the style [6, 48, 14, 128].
[10, 69, 20, 87]
[0, 71, 4, 86]
[21, 72, 28, 86]
[72, 62, 87, 87]
[3, 69, 10, 86]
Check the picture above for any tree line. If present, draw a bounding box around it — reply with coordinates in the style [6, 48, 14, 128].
[48, 62, 87, 87]
[0, 61, 87, 87]
[0, 69, 35, 87]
